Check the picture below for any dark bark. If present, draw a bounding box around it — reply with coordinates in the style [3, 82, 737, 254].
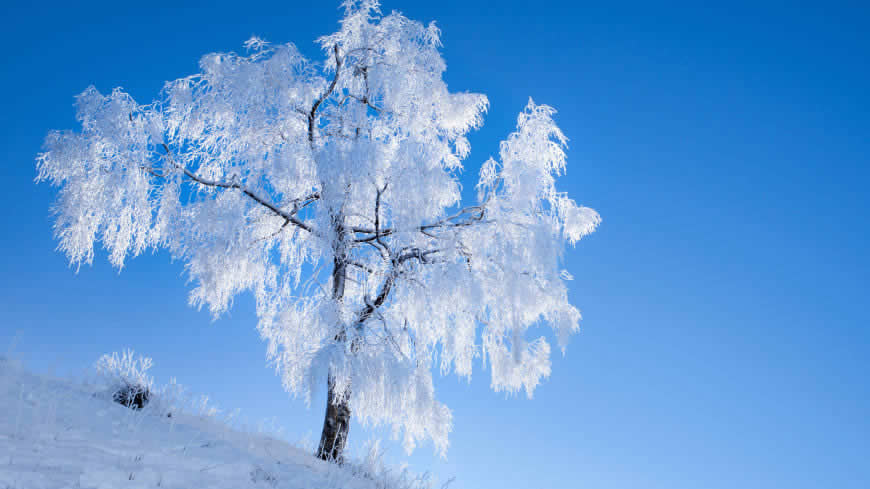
[317, 375, 351, 463]
[317, 249, 351, 463]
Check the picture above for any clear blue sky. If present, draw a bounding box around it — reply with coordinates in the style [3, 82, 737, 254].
[1, 1, 868, 488]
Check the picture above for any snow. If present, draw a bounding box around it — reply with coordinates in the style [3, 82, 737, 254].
[0, 356, 434, 489]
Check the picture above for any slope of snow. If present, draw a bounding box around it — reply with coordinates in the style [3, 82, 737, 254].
[0, 357, 432, 489]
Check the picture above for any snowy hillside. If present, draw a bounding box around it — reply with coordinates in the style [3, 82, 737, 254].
[0, 357, 434, 489]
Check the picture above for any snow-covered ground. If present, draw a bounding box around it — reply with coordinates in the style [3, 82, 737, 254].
[0, 356, 434, 489]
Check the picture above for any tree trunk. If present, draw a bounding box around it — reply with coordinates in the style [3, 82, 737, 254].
[317, 250, 351, 463]
[317, 375, 351, 462]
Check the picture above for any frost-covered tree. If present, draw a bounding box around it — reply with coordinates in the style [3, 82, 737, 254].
[37, 0, 600, 462]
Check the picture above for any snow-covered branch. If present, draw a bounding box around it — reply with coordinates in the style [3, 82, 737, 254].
[159, 144, 316, 234]
[308, 44, 343, 145]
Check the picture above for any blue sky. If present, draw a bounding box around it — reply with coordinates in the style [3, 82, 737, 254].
[1, 1, 868, 488]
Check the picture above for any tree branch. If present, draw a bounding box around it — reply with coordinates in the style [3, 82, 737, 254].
[396, 247, 440, 265]
[353, 245, 440, 329]
[374, 183, 389, 253]
[356, 271, 395, 325]
[309, 44, 342, 145]
[159, 143, 315, 233]
[352, 204, 487, 243]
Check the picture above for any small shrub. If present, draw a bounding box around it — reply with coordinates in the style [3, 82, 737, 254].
[95, 350, 154, 410]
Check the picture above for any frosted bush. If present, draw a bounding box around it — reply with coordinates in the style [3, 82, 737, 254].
[95, 349, 154, 409]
